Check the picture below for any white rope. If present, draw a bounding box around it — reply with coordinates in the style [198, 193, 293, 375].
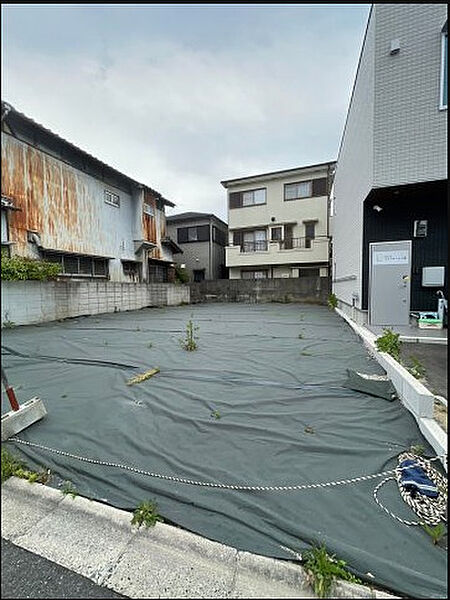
[373, 453, 447, 527]
[8, 436, 447, 494]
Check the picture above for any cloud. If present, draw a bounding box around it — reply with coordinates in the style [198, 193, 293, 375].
[2, 6, 368, 221]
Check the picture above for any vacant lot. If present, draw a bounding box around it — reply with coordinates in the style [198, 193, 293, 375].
[2, 303, 446, 599]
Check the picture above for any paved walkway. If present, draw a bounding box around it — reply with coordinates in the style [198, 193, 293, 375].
[1, 477, 396, 599]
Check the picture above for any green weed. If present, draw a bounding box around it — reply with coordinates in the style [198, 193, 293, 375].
[61, 481, 78, 499]
[131, 500, 163, 528]
[406, 356, 427, 380]
[180, 317, 199, 351]
[410, 444, 425, 456]
[303, 544, 361, 598]
[327, 293, 338, 310]
[1, 448, 49, 484]
[422, 522, 446, 545]
[375, 329, 401, 361]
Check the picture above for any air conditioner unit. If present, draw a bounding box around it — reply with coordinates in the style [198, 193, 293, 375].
[413, 220, 428, 237]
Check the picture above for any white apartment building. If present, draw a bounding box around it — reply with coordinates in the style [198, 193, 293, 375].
[221, 162, 335, 280]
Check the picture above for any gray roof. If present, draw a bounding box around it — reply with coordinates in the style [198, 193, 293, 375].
[221, 160, 336, 187]
[1, 101, 175, 207]
[166, 212, 228, 227]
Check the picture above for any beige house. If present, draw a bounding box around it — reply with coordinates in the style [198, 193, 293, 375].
[221, 162, 335, 279]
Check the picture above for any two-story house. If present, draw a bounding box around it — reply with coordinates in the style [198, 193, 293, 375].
[221, 162, 335, 280]
[1, 101, 181, 283]
[166, 212, 228, 281]
[332, 4, 447, 326]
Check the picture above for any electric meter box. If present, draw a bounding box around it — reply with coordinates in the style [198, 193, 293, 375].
[422, 266, 445, 287]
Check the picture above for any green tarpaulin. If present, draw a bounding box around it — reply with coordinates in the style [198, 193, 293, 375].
[2, 303, 447, 598]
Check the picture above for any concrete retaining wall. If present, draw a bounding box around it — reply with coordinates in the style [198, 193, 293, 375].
[336, 307, 447, 467]
[1, 281, 190, 327]
[190, 276, 330, 304]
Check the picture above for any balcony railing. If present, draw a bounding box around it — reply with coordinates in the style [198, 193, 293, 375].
[241, 240, 269, 252]
[278, 236, 328, 250]
[236, 236, 329, 253]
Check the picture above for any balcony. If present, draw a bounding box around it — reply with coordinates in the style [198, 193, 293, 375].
[226, 236, 329, 268]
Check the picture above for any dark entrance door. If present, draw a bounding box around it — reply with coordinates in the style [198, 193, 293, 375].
[193, 269, 205, 282]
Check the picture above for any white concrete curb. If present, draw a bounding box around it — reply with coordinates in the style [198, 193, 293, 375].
[1, 477, 398, 599]
[335, 308, 447, 469]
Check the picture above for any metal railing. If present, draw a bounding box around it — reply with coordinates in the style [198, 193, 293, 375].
[234, 236, 329, 252]
[278, 236, 328, 250]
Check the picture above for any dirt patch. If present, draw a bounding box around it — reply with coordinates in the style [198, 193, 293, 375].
[434, 400, 448, 432]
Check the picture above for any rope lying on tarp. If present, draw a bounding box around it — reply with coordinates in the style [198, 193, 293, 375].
[373, 452, 448, 527]
[9, 436, 447, 494]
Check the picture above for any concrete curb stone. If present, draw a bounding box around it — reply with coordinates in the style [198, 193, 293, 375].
[1, 477, 400, 599]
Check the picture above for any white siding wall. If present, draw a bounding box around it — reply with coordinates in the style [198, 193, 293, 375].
[331, 9, 376, 307]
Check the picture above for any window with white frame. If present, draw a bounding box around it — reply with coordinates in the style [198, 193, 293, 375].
[242, 188, 266, 206]
[104, 189, 120, 207]
[284, 180, 312, 200]
[440, 22, 448, 109]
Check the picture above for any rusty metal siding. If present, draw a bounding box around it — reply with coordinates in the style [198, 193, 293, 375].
[142, 190, 167, 261]
[1, 132, 169, 282]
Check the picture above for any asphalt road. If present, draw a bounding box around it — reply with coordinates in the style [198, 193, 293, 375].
[1, 538, 127, 599]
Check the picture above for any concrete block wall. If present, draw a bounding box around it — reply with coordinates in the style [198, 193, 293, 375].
[1, 281, 190, 327]
[190, 276, 330, 305]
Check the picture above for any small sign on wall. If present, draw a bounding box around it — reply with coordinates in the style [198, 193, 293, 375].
[373, 250, 409, 265]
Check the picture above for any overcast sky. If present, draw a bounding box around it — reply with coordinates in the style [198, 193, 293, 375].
[2, 3, 370, 220]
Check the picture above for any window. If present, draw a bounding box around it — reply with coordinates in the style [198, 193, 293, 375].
[143, 202, 154, 216]
[213, 226, 226, 246]
[299, 268, 320, 278]
[241, 270, 268, 279]
[148, 263, 168, 283]
[304, 221, 316, 249]
[242, 229, 267, 252]
[177, 225, 210, 243]
[284, 177, 328, 201]
[229, 188, 266, 209]
[440, 22, 448, 109]
[188, 227, 198, 241]
[270, 226, 282, 241]
[42, 251, 108, 278]
[122, 261, 141, 282]
[285, 181, 312, 200]
[104, 189, 120, 207]
[242, 188, 266, 206]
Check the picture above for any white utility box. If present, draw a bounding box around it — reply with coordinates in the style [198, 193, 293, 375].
[422, 266, 445, 287]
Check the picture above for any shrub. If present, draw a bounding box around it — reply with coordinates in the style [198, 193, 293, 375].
[175, 265, 190, 284]
[375, 328, 401, 361]
[1, 255, 60, 281]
